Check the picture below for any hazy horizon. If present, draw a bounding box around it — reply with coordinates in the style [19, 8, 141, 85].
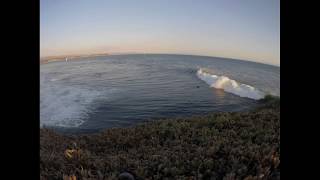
[41, 0, 280, 66]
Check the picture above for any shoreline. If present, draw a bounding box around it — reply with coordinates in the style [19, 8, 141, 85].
[40, 53, 109, 64]
[40, 96, 280, 179]
[40, 53, 280, 68]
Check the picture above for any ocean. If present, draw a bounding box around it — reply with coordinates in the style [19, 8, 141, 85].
[40, 54, 280, 133]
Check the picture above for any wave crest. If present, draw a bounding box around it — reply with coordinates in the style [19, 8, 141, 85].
[196, 68, 264, 100]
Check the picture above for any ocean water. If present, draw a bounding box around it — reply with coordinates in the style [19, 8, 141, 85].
[40, 54, 280, 133]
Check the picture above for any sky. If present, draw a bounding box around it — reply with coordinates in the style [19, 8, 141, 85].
[40, 0, 280, 66]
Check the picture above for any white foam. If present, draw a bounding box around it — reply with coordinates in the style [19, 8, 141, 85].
[40, 73, 118, 128]
[196, 68, 265, 100]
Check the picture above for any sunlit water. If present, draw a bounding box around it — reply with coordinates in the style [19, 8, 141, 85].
[40, 54, 280, 133]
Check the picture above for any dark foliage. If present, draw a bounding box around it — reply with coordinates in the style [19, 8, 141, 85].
[40, 97, 280, 180]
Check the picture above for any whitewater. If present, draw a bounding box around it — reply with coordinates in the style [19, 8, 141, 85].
[196, 68, 265, 100]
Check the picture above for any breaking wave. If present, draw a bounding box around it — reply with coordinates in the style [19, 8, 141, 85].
[196, 68, 265, 100]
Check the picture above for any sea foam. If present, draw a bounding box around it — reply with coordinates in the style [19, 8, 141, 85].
[40, 72, 118, 128]
[196, 68, 264, 100]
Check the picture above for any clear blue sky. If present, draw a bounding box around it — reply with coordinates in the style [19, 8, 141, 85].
[40, 0, 280, 66]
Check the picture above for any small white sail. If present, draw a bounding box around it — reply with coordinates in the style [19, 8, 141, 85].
[65, 57, 68, 62]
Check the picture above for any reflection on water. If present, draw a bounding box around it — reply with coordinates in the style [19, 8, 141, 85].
[214, 89, 226, 99]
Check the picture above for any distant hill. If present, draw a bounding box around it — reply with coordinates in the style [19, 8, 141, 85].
[40, 53, 109, 64]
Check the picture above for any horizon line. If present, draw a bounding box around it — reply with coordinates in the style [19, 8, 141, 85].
[40, 52, 280, 67]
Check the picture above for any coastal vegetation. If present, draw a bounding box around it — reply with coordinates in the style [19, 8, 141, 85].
[40, 96, 280, 180]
